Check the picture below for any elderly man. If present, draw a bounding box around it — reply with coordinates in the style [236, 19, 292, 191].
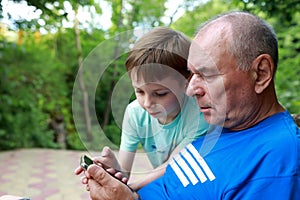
[82, 11, 300, 200]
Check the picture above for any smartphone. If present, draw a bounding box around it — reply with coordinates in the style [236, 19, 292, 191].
[80, 154, 94, 170]
[79, 154, 133, 190]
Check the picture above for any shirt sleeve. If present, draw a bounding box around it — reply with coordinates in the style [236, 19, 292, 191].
[137, 176, 168, 200]
[120, 104, 140, 152]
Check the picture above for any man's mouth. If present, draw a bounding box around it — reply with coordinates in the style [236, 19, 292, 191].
[199, 106, 212, 113]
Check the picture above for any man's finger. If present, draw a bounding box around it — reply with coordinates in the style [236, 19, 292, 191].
[81, 175, 88, 184]
[74, 166, 84, 175]
[87, 164, 118, 186]
[122, 177, 128, 183]
[87, 169, 134, 200]
[114, 171, 123, 179]
[88, 178, 107, 200]
[106, 167, 117, 174]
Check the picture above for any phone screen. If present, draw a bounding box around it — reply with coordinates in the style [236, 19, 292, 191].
[80, 155, 94, 170]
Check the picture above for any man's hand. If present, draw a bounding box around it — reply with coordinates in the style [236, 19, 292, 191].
[86, 164, 138, 200]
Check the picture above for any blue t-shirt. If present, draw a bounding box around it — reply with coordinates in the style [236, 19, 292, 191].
[138, 111, 300, 199]
[120, 95, 210, 168]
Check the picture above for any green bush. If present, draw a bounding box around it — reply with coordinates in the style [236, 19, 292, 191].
[0, 36, 69, 150]
[66, 131, 86, 150]
[103, 124, 122, 148]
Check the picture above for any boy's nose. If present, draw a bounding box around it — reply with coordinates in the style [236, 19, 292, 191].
[144, 95, 154, 108]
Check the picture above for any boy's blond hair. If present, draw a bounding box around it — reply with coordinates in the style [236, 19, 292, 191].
[125, 27, 191, 83]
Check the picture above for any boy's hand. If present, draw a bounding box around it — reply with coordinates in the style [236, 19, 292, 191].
[93, 146, 128, 183]
[75, 146, 128, 188]
[93, 146, 120, 170]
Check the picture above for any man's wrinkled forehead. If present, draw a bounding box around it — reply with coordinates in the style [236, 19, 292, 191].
[188, 41, 215, 72]
[188, 22, 231, 73]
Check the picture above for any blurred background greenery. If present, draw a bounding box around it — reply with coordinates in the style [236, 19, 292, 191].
[0, 0, 299, 151]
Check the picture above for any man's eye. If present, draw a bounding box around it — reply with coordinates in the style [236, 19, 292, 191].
[187, 74, 193, 82]
[202, 74, 218, 80]
[203, 74, 214, 78]
[135, 90, 144, 94]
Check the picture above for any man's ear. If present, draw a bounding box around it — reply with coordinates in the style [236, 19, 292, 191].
[252, 54, 275, 94]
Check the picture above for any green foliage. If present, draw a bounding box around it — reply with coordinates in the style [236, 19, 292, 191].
[275, 12, 300, 114]
[233, 0, 300, 24]
[0, 0, 299, 152]
[103, 123, 122, 147]
[0, 36, 67, 150]
[172, 0, 240, 37]
[66, 131, 86, 150]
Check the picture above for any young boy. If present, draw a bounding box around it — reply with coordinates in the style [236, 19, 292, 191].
[76, 27, 209, 190]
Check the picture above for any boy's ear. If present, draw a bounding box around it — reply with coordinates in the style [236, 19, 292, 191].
[252, 54, 275, 94]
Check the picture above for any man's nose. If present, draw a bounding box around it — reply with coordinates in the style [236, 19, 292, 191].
[186, 75, 196, 96]
[186, 75, 205, 97]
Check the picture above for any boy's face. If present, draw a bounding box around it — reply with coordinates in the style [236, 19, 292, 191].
[132, 76, 185, 124]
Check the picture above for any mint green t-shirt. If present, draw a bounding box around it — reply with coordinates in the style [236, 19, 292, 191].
[120, 95, 209, 168]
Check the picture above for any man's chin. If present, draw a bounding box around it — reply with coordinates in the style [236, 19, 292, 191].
[204, 114, 226, 126]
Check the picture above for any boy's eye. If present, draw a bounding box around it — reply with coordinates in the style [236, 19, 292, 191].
[155, 92, 168, 97]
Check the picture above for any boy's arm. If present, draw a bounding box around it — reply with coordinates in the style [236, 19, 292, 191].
[129, 144, 183, 191]
[118, 150, 136, 178]
[128, 165, 166, 191]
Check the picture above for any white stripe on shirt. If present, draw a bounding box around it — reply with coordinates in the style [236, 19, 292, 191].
[170, 143, 216, 187]
[186, 143, 216, 181]
[174, 154, 198, 185]
[170, 159, 189, 187]
[181, 148, 207, 183]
